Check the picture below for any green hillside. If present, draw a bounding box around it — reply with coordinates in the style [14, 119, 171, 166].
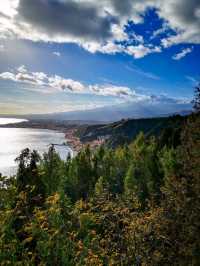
[0, 112, 199, 265]
[77, 115, 185, 147]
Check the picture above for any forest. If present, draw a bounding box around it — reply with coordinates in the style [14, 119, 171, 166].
[0, 87, 199, 265]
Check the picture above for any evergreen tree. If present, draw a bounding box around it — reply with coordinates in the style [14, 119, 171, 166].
[193, 83, 200, 112]
[41, 145, 63, 195]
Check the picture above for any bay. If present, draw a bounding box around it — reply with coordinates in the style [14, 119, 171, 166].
[0, 118, 72, 176]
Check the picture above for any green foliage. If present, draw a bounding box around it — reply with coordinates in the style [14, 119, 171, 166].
[125, 133, 163, 207]
[40, 146, 64, 195]
[193, 83, 200, 112]
[78, 116, 185, 148]
[95, 176, 109, 196]
[0, 113, 199, 265]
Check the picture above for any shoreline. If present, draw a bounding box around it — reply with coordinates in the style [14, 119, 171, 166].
[0, 121, 82, 154]
[0, 119, 104, 154]
[64, 128, 84, 153]
[0, 126, 74, 176]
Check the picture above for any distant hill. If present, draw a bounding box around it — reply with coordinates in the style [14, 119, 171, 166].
[76, 115, 185, 147]
[0, 101, 191, 123]
[0, 112, 188, 149]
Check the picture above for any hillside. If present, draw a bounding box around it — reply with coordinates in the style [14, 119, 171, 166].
[0, 113, 199, 265]
[77, 115, 185, 147]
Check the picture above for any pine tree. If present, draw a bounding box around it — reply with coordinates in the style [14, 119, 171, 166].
[192, 83, 200, 112]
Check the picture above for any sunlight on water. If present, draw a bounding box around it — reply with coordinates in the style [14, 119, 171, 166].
[0, 118, 72, 176]
[0, 118, 27, 125]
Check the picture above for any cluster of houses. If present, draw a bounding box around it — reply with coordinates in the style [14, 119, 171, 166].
[65, 129, 110, 152]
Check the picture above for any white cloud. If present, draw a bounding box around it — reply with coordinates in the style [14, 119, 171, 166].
[0, 65, 137, 98]
[89, 84, 135, 98]
[48, 75, 85, 92]
[157, 0, 200, 47]
[0, 65, 191, 115]
[111, 24, 128, 41]
[78, 40, 161, 59]
[82, 42, 123, 54]
[53, 51, 61, 57]
[127, 44, 161, 59]
[0, 65, 154, 102]
[172, 47, 193, 60]
[0, 71, 16, 81]
[1, 0, 198, 58]
[0, 66, 84, 93]
[0, 1, 18, 17]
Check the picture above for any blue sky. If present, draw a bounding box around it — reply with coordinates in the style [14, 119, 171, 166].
[0, 1, 199, 117]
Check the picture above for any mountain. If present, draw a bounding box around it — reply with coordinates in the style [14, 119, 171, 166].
[22, 101, 191, 122]
[0, 101, 192, 123]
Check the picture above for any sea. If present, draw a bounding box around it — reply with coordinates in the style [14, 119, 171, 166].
[0, 118, 72, 176]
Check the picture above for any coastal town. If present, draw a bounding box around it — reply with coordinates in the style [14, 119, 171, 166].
[64, 128, 108, 152]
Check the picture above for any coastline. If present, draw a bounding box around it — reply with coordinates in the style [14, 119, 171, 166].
[0, 119, 104, 154]
[64, 128, 84, 153]
[0, 126, 72, 176]
[0, 119, 82, 153]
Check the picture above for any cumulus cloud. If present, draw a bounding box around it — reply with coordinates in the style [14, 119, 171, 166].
[0, 65, 189, 109]
[17, 0, 117, 42]
[1, 0, 198, 58]
[81, 42, 123, 54]
[83, 41, 161, 58]
[0, 0, 198, 58]
[0, 72, 16, 81]
[172, 47, 193, 60]
[158, 0, 200, 46]
[48, 75, 85, 92]
[0, 66, 84, 93]
[0, 65, 136, 98]
[127, 44, 161, 58]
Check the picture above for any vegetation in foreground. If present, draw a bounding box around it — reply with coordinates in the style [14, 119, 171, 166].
[0, 89, 200, 265]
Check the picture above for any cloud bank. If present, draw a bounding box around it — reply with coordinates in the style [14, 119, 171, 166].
[0, 65, 190, 109]
[0, 0, 199, 58]
[0, 65, 135, 98]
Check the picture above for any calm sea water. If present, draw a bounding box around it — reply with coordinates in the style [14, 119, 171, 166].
[0, 118, 72, 176]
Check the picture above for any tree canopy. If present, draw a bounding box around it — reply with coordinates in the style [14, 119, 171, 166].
[0, 111, 199, 265]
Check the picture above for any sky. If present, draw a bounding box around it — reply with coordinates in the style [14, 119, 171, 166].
[0, 0, 199, 117]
